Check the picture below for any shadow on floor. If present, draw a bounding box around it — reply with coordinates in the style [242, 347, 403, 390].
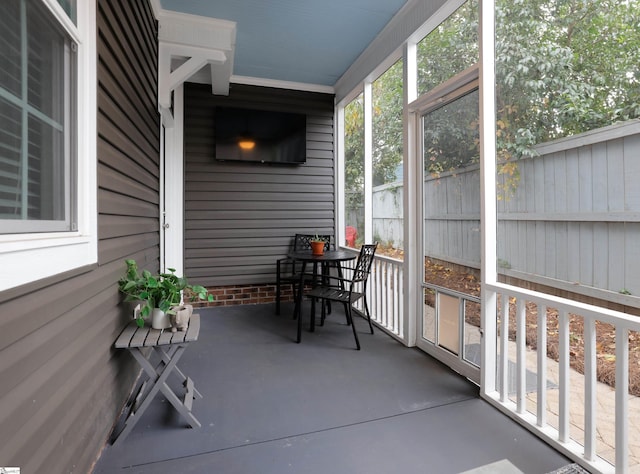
[93, 303, 571, 474]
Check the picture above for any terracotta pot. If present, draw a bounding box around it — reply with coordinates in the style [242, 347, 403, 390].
[310, 241, 325, 255]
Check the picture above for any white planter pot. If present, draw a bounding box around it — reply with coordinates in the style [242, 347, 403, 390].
[151, 308, 171, 329]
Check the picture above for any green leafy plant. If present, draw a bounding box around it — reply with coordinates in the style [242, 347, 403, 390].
[311, 233, 328, 243]
[118, 259, 213, 327]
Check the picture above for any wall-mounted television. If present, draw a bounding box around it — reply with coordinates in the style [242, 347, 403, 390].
[214, 106, 307, 164]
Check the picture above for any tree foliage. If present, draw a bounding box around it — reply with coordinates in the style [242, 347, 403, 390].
[344, 93, 364, 211]
[372, 60, 404, 187]
[497, 0, 640, 150]
[343, 0, 640, 201]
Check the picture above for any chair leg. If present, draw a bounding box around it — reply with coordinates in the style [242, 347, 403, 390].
[346, 305, 361, 350]
[342, 302, 351, 325]
[363, 297, 374, 334]
[321, 263, 332, 315]
[275, 279, 281, 315]
[320, 297, 327, 326]
[292, 283, 300, 320]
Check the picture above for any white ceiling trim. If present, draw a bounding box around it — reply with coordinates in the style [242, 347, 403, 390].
[230, 75, 335, 95]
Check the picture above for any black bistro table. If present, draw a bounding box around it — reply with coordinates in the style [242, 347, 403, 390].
[287, 250, 357, 343]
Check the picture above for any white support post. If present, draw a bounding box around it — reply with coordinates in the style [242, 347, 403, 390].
[363, 82, 373, 244]
[479, 0, 498, 397]
[403, 40, 418, 346]
[335, 105, 346, 247]
[163, 85, 185, 276]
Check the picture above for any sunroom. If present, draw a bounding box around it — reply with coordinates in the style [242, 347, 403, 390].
[1, 0, 639, 473]
[150, 0, 639, 471]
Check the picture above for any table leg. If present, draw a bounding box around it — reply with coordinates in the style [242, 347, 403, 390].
[296, 261, 307, 343]
[111, 344, 200, 445]
[309, 262, 319, 332]
[156, 345, 202, 399]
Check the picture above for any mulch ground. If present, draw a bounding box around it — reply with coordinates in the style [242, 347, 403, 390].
[378, 245, 640, 396]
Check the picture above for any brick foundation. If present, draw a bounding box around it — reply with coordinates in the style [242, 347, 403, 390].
[190, 283, 295, 308]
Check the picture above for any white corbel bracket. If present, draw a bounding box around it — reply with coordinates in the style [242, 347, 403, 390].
[157, 10, 236, 109]
[158, 43, 228, 109]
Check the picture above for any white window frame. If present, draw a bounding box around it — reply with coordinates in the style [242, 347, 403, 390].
[0, 0, 97, 292]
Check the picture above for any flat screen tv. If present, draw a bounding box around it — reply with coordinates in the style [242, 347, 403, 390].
[214, 106, 307, 164]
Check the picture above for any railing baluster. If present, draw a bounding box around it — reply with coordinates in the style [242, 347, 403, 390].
[536, 304, 547, 427]
[559, 310, 570, 443]
[516, 298, 526, 414]
[396, 264, 402, 334]
[584, 318, 597, 461]
[484, 282, 635, 473]
[381, 261, 388, 328]
[500, 293, 509, 402]
[360, 254, 405, 339]
[615, 326, 629, 473]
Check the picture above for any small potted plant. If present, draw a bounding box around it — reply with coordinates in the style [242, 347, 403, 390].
[118, 259, 214, 328]
[310, 234, 327, 256]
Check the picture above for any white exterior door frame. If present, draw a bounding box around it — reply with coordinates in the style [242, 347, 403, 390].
[161, 85, 185, 275]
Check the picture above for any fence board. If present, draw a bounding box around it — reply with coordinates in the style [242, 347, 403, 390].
[553, 152, 567, 212]
[607, 139, 625, 211]
[624, 134, 640, 211]
[377, 122, 640, 302]
[592, 142, 608, 213]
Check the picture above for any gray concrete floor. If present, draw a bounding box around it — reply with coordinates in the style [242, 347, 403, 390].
[93, 303, 573, 474]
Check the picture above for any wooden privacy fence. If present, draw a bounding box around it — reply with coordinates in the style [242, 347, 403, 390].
[372, 120, 640, 306]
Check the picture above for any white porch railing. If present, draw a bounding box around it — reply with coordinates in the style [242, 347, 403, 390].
[484, 282, 640, 474]
[343, 251, 406, 343]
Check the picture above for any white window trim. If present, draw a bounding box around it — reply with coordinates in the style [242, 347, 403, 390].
[0, 0, 97, 292]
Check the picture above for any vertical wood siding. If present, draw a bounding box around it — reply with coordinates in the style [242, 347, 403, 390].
[184, 83, 335, 286]
[0, 1, 160, 473]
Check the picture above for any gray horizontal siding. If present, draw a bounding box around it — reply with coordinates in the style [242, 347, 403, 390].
[184, 83, 335, 286]
[0, 1, 160, 472]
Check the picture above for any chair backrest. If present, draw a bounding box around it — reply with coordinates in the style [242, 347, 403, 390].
[351, 243, 378, 284]
[293, 233, 332, 251]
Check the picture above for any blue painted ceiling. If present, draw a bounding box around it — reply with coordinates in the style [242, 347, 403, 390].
[160, 0, 409, 88]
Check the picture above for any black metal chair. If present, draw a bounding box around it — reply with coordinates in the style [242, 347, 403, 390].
[275, 233, 331, 315]
[304, 243, 378, 350]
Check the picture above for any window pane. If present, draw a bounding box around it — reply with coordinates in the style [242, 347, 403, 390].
[0, 98, 22, 218]
[372, 60, 404, 259]
[422, 88, 481, 359]
[417, 0, 478, 95]
[0, 0, 73, 233]
[57, 0, 77, 24]
[423, 89, 480, 280]
[343, 94, 364, 249]
[0, 0, 21, 97]
[424, 90, 479, 177]
[28, 114, 65, 220]
[28, 1, 67, 121]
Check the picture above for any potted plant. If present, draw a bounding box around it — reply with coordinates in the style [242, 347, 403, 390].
[118, 259, 214, 328]
[310, 234, 327, 256]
